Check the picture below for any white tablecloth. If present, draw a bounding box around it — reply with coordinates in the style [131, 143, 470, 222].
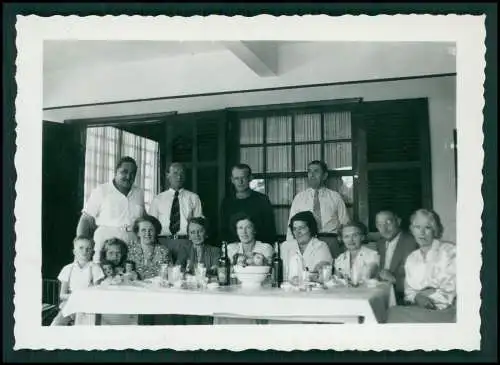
[62, 282, 396, 324]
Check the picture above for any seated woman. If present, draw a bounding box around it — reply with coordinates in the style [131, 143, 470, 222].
[386, 209, 456, 323]
[334, 221, 380, 284]
[281, 211, 333, 283]
[128, 215, 170, 280]
[226, 213, 273, 266]
[98, 237, 138, 325]
[182, 217, 221, 276]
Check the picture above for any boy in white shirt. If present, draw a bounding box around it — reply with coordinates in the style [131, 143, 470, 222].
[51, 236, 105, 326]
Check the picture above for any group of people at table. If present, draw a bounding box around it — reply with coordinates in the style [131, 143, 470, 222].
[50, 157, 457, 325]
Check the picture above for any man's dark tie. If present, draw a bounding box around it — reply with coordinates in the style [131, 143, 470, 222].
[169, 190, 180, 235]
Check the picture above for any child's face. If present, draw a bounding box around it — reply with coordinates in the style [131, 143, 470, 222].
[125, 263, 134, 272]
[253, 253, 265, 266]
[73, 239, 93, 262]
[102, 264, 114, 277]
[105, 245, 122, 265]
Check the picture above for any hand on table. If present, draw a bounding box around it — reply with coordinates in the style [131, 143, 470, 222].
[378, 269, 396, 284]
[415, 292, 437, 310]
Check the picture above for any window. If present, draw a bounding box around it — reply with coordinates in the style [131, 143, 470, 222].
[83, 126, 160, 211]
[237, 109, 355, 237]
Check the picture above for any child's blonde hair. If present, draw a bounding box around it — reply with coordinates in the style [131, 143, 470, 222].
[73, 236, 95, 248]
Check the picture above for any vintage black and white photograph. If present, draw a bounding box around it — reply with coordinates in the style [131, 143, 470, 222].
[14, 15, 485, 351]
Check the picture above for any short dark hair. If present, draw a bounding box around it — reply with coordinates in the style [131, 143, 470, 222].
[100, 260, 114, 268]
[289, 211, 319, 238]
[187, 216, 210, 236]
[133, 215, 162, 237]
[115, 156, 138, 173]
[100, 237, 129, 266]
[339, 221, 368, 237]
[308, 160, 328, 174]
[230, 212, 256, 237]
[232, 163, 252, 176]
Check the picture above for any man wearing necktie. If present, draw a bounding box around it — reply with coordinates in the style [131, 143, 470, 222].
[149, 162, 203, 265]
[374, 210, 418, 304]
[287, 160, 350, 260]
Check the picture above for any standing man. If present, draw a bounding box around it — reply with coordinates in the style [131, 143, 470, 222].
[149, 162, 203, 265]
[287, 160, 349, 260]
[220, 163, 276, 245]
[77, 156, 146, 263]
[375, 210, 418, 305]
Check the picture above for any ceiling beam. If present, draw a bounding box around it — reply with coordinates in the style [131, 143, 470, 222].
[222, 41, 279, 77]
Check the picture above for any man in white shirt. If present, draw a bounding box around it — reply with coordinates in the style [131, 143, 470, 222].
[287, 160, 349, 259]
[149, 162, 203, 265]
[76, 156, 146, 263]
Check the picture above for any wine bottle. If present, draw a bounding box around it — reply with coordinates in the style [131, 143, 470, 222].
[271, 241, 283, 288]
[217, 241, 231, 286]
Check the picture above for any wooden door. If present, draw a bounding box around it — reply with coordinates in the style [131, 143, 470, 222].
[164, 111, 227, 245]
[42, 121, 86, 279]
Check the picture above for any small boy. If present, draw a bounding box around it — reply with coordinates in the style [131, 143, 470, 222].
[50, 236, 105, 326]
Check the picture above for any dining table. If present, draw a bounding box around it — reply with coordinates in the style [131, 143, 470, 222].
[62, 280, 396, 325]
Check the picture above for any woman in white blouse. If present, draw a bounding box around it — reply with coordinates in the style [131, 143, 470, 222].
[281, 211, 333, 283]
[226, 213, 273, 265]
[334, 221, 380, 284]
[387, 209, 456, 323]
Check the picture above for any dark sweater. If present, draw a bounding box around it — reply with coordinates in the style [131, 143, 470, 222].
[220, 190, 277, 245]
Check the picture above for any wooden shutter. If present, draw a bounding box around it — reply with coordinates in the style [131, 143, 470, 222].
[353, 98, 432, 231]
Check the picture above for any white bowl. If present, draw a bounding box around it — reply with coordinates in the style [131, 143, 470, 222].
[233, 265, 270, 288]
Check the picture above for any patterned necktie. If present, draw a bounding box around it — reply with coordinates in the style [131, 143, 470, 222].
[169, 190, 180, 235]
[313, 189, 322, 231]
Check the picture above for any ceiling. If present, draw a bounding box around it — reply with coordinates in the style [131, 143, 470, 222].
[43, 40, 311, 74]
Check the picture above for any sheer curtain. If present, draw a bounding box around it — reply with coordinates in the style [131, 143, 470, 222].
[83, 126, 160, 211]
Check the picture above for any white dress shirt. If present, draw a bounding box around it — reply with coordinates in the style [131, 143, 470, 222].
[404, 239, 456, 310]
[334, 246, 380, 282]
[83, 181, 145, 228]
[149, 188, 203, 236]
[384, 232, 402, 270]
[287, 187, 349, 240]
[280, 237, 333, 281]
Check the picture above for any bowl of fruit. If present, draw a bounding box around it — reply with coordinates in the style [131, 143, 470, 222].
[233, 253, 271, 288]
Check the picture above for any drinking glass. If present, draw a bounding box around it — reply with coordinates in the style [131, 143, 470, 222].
[168, 265, 182, 285]
[320, 264, 333, 284]
[159, 264, 169, 287]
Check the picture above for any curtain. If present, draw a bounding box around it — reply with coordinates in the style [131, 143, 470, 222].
[83, 127, 160, 211]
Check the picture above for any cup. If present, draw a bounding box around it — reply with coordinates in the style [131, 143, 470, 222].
[159, 264, 169, 287]
[168, 265, 182, 285]
[320, 264, 333, 284]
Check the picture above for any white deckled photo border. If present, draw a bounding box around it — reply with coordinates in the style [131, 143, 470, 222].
[14, 14, 485, 351]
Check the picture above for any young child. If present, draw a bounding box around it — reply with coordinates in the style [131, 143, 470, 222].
[99, 260, 115, 285]
[123, 260, 139, 281]
[51, 236, 105, 326]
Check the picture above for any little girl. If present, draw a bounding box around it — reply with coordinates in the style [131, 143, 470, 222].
[51, 236, 105, 326]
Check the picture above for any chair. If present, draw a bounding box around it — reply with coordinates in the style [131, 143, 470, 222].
[42, 279, 60, 326]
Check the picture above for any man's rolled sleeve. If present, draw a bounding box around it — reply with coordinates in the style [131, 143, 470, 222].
[82, 185, 103, 219]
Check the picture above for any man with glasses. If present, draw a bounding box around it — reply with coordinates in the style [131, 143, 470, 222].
[375, 210, 418, 305]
